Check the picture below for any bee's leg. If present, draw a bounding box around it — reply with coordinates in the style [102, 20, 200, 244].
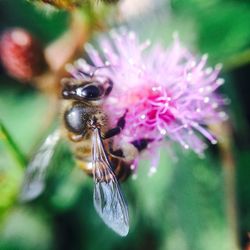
[109, 138, 153, 159]
[109, 148, 125, 158]
[131, 138, 154, 152]
[103, 110, 128, 139]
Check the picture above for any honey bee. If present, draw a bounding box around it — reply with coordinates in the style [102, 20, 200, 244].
[19, 66, 152, 236]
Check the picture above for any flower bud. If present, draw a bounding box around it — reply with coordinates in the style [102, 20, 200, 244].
[0, 28, 47, 82]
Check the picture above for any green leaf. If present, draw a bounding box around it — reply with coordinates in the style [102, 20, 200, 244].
[0, 121, 26, 169]
[0, 0, 69, 43]
[0, 207, 53, 250]
[131, 148, 236, 250]
[171, 0, 250, 66]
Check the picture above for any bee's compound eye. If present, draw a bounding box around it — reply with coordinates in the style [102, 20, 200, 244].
[77, 84, 104, 100]
[64, 105, 88, 134]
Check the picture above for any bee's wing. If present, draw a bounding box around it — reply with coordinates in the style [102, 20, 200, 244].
[92, 128, 129, 237]
[19, 129, 61, 202]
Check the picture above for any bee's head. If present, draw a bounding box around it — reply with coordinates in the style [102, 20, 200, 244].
[61, 78, 113, 102]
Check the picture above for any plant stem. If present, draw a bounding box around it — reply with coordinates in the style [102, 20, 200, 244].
[211, 122, 240, 250]
[0, 121, 26, 169]
[224, 48, 250, 71]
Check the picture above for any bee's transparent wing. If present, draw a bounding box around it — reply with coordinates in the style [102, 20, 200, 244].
[92, 128, 129, 237]
[19, 129, 61, 202]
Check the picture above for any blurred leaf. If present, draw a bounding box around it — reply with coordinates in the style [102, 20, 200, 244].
[0, 207, 53, 250]
[0, 0, 69, 43]
[171, 0, 250, 67]
[0, 78, 52, 155]
[0, 148, 22, 219]
[0, 76, 53, 220]
[0, 121, 26, 169]
[130, 147, 236, 250]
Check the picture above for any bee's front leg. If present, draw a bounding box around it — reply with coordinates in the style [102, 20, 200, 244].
[131, 138, 154, 151]
[103, 109, 128, 139]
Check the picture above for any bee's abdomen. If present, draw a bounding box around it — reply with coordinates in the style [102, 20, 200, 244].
[72, 141, 131, 182]
[111, 157, 132, 182]
[73, 142, 93, 176]
[76, 156, 131, 182]
[76, 160, 93, 176]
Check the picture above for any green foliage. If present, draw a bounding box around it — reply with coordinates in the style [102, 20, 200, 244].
[171, 0, 250, 66]
[0, 122, 26, 169]
[128, 149, 234, 250]
[0, 0, 69, 43]
[0, 207, 54, 250]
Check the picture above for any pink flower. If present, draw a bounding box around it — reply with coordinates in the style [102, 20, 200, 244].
[67, 29, 227, 173]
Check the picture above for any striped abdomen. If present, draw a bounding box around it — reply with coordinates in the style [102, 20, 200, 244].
[110, 157, 131, 182]
[73, 141, 131, 182]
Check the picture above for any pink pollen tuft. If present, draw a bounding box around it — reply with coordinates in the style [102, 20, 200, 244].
[125, 87, 176, 140]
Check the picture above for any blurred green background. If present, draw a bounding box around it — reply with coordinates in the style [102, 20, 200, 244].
[0, 0, 250, 249]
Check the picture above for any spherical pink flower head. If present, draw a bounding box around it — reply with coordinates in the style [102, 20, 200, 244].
[67, 29, 227, 172]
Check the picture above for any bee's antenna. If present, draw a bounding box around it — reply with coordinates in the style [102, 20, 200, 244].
[92, 64, 113, 75]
